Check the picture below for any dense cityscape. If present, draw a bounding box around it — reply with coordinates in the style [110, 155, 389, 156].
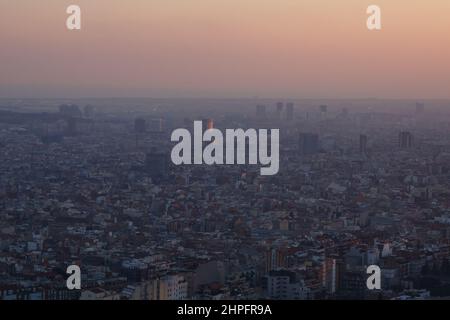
[2, 98, 450, 300]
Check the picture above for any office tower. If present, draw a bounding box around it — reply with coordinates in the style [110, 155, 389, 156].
[286, 102, 294, 121]
[145, 148, 168, 182]
[207, 119, 214, 130]
[359, 134, 368, 154]
[276, 102, 284, 119]
[299, 133, 319, 155]
[150, 275, 188, 300]
[399, 131, 413, 149]
[265, 248, 287, 273]
[416, 102, 425, 115]
[256, 105, 266, 118]
[134, 118, 147, 133]
[319, 105, 328, 114]
[322, 256, 342, 294]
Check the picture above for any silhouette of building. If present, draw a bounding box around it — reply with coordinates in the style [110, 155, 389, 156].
[265, 248, 287, 273]
[134, 118, 147, 133]
[299, 133, 319, 155]
[276, 102, 284, 119]
[145, 148, 168, 182]
[359, 134, 368, 154]
[286, 103, 294, 121]
[207, 119, 214, 130]
[399, 131, 413, 149]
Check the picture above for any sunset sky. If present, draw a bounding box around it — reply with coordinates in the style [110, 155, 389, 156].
[0, 0, 449, 98]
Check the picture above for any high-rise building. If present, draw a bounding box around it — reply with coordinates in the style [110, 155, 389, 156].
[150, 275, 188, 300]
[359, 134, 368, 154]
[276, 102, 284, 119]
[134, 118, 147, 133]
[145, 148, 168, 182]
[322, 256, 343, 295]
[299, 133, 319, 155]
[286, 103, 294, 121]
[265, 248, 287, 273]
[399, 131, 413, 149]
[319, 105, 328, 114]
[207, 119, 214, 130]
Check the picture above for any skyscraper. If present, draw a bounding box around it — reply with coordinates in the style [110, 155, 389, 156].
[399, 131, 413, 149]
[286, 103, 294, 121]
[145, 148, 168, 182]
[319, 105, 328, 114]
[134, 118, 147, 133]
[299, 133, 319, 155]
[359, 134, 368, 154]
[276, 102, 284, 120]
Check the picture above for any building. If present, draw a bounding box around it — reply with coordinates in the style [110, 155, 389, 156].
[399, 131, 413, 149]
[134, 118, 147, 133]
[322, 256, 342, 295]
[267, 270, 310, 300]
[276, 102, 284, 120]
[299, 133, 319, 155]
[265, 248, 287, 273]
[286, 103, 294, 121]
[359, 134, 368, 154]
[145, 148, 168, 182]
[150, 275, 188, 300]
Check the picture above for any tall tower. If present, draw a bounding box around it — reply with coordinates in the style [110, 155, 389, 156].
[286, 103, 294, 121]
[275, 102, 284, 120]
[145, 148, 168, 182]
[134, 118, 147, 133]
[299, 133, 319, 155]
[399, 131, 413, 149]
[359, 134, 368, 154]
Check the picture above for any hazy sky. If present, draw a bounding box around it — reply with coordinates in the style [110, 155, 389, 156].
[0, 0, 449, 98]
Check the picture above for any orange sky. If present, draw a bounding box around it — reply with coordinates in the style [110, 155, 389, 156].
[0, 0, 449, 98]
